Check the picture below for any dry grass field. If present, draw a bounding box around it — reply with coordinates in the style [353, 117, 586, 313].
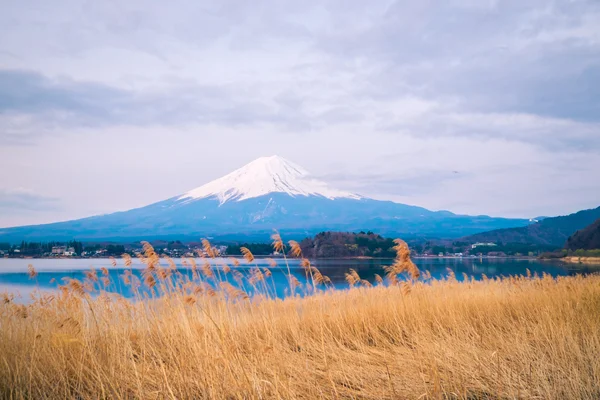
[1, 238, 599, 399]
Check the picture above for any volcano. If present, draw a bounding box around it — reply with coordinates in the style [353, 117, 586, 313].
[0, 156, 530, 242]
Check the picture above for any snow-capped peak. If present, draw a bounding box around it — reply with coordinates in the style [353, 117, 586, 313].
[178, 155, 362, 204]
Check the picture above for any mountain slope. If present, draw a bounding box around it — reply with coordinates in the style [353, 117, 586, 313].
[463, 206, 600, 246]
[0, 156, 531, 242]
[565, 218, 600, 250]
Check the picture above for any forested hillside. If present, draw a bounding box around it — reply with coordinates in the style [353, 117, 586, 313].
[565, 218, 600, 250]
[463, 206, 600, 246]
[299, 231, 397, 258]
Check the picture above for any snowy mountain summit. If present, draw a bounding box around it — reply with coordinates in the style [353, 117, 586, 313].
[0, 156, 532, 242]
[179, 155, 362, 204]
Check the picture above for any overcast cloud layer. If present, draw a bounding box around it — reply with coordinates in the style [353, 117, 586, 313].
[0, 0, 599, 227]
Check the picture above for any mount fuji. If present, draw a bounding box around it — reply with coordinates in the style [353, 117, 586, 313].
[0, 156, 530, 242]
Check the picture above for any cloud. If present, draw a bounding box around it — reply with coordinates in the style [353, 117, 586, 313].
[316, 1, 600, 121]
[0, 69, 124, 117]
[0, 70, 278, 126]
[0, 68, 343, 143]
[0, 0, 599, 224]
[2, 0, 599, 148]
[317, 169, 469, 198]
[0, 188, 61, 212]
[2, 65, 597, 151]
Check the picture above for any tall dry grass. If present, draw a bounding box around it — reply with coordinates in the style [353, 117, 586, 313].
[1, 237, 600, 399]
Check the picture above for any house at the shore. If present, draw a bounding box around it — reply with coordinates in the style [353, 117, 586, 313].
[52, 246, 76, 256]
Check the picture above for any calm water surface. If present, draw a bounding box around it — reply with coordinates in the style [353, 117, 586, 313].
[1, 257, 598, 301]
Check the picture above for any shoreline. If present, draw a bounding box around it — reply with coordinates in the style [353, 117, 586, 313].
[2, 255, 542, 261]
[562, 256, 600, 265]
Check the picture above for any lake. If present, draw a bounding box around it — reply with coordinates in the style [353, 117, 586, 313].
[1, 257, 598, 301]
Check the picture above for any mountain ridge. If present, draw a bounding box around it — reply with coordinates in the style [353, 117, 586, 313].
[462, 206, 600, 247]
[0, 156, 532, 242]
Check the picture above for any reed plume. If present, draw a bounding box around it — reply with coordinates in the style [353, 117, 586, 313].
[144, 274, 156, 289]
[202, 239, 216, 258]
[248, 268, 265, 285]
[67, 279, 86, 296]
[240, 247, 254, 263]
[141, 242, 159, 269]
[384, 239, 420, 282]
[27, 264, 37, 279]
[271, 232, 284, 253]
[123, 254, 132, 267]
[163, 255, 177, 271]
[85, 269, 98, 283]
[232, 270, 244, 286]
[311, 267, 324, 285]
[201, 261, 214, 278]
[220, 282, 249, 301]
[345, 269, 361, 287]
[288, 240, 302, 257]
[289, 274, 300, 290]
[266, 258, 277, 267]
[189, 257, 198, 273]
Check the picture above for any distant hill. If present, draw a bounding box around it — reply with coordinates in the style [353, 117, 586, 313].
[565, 218, 600, 250]
[300, 231, 397, 258]
[462, 206, 600, 247]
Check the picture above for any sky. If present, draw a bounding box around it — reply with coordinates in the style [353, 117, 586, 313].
[1, 0, 599, 227]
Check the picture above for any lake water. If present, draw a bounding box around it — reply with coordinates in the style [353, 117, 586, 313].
[1, 257, 598, 301]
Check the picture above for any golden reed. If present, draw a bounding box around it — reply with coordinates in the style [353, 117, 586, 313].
[1, 234, 599, 399]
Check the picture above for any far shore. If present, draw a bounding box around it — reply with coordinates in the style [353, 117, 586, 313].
[562, 256, 600, 265]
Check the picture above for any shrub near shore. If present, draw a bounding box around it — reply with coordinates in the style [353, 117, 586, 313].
[1, 236, 600, 399]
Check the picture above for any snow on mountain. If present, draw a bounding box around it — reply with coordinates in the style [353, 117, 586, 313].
[178, 155, 362, 204]
[0, 155, 533, 242]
